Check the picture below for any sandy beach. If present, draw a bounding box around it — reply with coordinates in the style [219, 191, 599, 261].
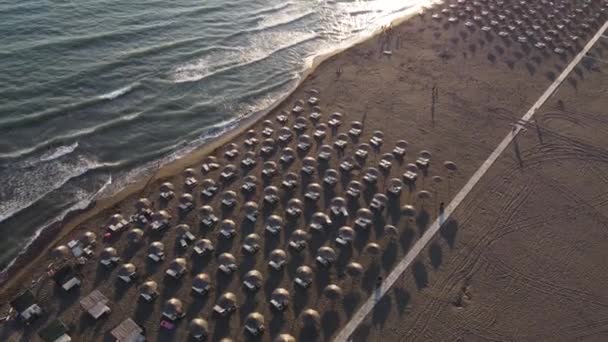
[2, 0, 608, 341]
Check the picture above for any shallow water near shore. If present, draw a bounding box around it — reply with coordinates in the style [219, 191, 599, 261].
[0, 0, 427, 269]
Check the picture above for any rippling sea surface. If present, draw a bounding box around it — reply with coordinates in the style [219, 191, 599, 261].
[0, 0, 424, 268]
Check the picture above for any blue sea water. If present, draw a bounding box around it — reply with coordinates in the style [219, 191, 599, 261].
[0, 0, 424, 268]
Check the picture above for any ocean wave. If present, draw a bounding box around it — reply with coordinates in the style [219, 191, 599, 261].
[0, 111, 144, 160]
[171, 31, 318, 83]
[38, 142, 79, 163]
[0, 157, 104, 223]
[98, 82, 138, 100]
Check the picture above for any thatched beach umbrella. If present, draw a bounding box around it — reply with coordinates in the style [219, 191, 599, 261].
[278, 127, 293, 144]
[127, 228, 144, 244]
[301, 309, 321, 327]
[355, 208, 373, 230]
[166, 258, 187, 279]
[241, 151, 256, 168]
[289, 229, 308, 252]
[262, 161, 277, 178]
[346, 262, 364, 279]
[330, 196, 348, 218]
[260, 138, 275, 155]
[316, 246, 337, 267]
[201, 155, 220, 173]
[323, 169, 339, 187]
[79, 231, 96, 246]
[384, 225, 399, 240]
[220, 164, 237, 183]
[244, 312, 265, 336]
[100, 247, 119, 266]
[243, 201, 259, 222]
[268, 249, 287, 271]
[334, 132, 349, 150]
[243, 270, 263, 291]
[213, 292, 237, 316]
[346, 180, 362, 199]
[310, 212, 331, 232]
[293, 116, 307, 132]
[370, 130, 384, 148]
[297, 134, 312, 151]
[275, 334, 296, 342]
[162, 298, 184, 320]
[336, 226, 355, 246]
[192, 273, 211, 295]
[323, 284, 343, 303]
[348, 121, 363, 138]
[242, 233, 261, 254]
[224, 143, 240, 159]
[328, 112, 343, 128]
[370, 193, 388, 212]
[393, 140, 408, 158]
[281, 172, 298, 190]
[317, 144, 333, 163]
[193, 238, 214, 255]
[148, 241, 165, 261]
[301, 156, 316, 176]
[221, 190, 237, 208]
[263, 185, 280, 204]
[365, 242, 381, 258]
[265, 215, 284, 236]
[139, 280, 159, 301]
[294, 265, 313, 288]
[313, 123, 328, 140]
[135, 197, 152, 211]
[218, 253, 237, 274]
[304, 182, 322, 202]
[286, 198, 303, 217]
[189, 318, 209, 341]
[402, 204, 417, 220]
[270, 288, 290, 311]
[200, 178, 218, 198]
[379, 152, 394, 170]
[219, 219, 236, 239]
[417, 190, 432, 208]
[118, 263, 137, 283]
[388, 178, 403, 196]
[355, 143, 371, 160]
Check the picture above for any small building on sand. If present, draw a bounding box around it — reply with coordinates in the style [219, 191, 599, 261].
[80, 290, 111, 319]
[111, 318, 145, 342]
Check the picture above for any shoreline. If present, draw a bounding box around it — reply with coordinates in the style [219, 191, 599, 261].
[0, 1, 431, 300]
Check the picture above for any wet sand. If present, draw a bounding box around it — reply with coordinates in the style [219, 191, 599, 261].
[2, 0, 608, 341]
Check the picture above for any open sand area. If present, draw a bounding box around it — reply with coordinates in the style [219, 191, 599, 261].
[2, 0, 608, 341]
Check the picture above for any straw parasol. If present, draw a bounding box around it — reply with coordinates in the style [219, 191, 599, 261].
[189, 318, 209, 340]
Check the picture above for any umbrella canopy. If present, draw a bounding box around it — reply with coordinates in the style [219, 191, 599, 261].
[217, 292, 237, 309]
[160, 182, 175, 192]
[384, 225, 399, 239]
[444, 161, 458, 172]
[317, 246, 337, 263]
[179, 193, 194, 204]
[346, 262, 364, 278]
[245, 312, 265, 331]
[189, 318, 209, 338]
[218, 253, 236, 267]
[175, 224, 191, 236]
[401, 204, 417, 217]
[118, 263, 136, 277]
[301, 309, 321, 327]
[164, 298, 184, 317]
[192, 273, 211, 289]
[323, 284, 343, 301]
[244, 270, 263, 288]
[100, 247, 118, 261]
[168, 258, 187, 273]
[149, 241, 164, 254]
[78, 231, 96, 246]
[296, 266, 313, 282]
[365, 242, 381, 256]
[269, 249, 287, 265]
[140, 280, 158, 296]
[183, 168, 197, 178]
[127, 228, 144, 244]
[275, 334, 296, 342]
[135, 198, 152, 210]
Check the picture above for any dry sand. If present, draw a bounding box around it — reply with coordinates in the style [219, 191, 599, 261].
[2, 0, 608, 341]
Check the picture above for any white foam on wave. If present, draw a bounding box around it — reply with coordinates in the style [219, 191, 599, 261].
[38, 142, 79, 163]
[171, 30, 318, 84]
[0, 156, 103, 223]
[98, 82, 138, 100]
